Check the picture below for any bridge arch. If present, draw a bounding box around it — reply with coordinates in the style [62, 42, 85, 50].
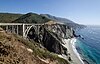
[24, 25, 37, 38]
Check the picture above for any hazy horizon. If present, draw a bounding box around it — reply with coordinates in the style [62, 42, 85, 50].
[0, 0, 100, 25]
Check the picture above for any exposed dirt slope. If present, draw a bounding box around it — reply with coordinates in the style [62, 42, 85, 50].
[0, 28, 47, 64]
[0, 28, 69, 64]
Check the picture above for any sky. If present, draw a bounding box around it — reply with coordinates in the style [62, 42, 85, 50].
[0, 0, 100, 25]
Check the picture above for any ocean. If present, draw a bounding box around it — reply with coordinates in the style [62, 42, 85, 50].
[75, 26, 100, 64]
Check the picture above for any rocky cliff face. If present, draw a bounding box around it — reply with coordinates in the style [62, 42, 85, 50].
[0, 27, 69, 64]
[27, 23, 75, 56]
[0, 28, 46, 64]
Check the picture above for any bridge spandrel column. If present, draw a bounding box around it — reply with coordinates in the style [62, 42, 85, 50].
[37, 25, 40, 35]
[23, 24, 25, 38]
[6, 25, 8, 31]
[16, 25, 18, 34]
[12, 25, 15, 33]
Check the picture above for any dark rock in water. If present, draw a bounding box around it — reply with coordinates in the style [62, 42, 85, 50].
[83, 59, 90, 64]
[73, 30, 78, 37]
[79, 35, 84, 40]
[82, 38, 84, 40]
[75, 34, 85, 40]
[68, 57, 72, 61]
[78, 35, 81, 37]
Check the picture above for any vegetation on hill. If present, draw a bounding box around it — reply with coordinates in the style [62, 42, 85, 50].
[41, 14, 74, 23]
[0, 12, 85, 29]
[0, 12, 85, 64]
[0, 13, 22, 23]
[0, 27, 69, 64]
[0, 13, 75, 24]
[0, 13, 50, 23]
[13, 13, 50, 23]
[41, 14, 86, 29]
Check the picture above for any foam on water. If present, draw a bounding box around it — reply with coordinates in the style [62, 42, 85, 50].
[76, 26, 100, 64]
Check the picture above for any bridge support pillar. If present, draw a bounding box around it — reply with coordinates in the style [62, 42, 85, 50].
[16, 25, 18, 34]
[23, 24, 25, 38]
[37, 25, 39, 35]
[12, 25, 15, 33]
[6, 25, 8, 31]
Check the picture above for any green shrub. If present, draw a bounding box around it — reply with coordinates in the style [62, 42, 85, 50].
[13, 34, 69, 64]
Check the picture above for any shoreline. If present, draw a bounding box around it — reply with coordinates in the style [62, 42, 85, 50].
[60, 38, 84, 64]
[70, 38, 84, 64]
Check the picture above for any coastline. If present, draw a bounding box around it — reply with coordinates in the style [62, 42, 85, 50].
[70, 38, 84, 64]
[60, 38, 84, 64]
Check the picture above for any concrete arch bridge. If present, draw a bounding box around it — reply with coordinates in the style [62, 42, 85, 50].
[0, 23, 70, 39]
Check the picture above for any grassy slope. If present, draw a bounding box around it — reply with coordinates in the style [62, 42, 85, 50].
[0, 28, 69, 64]
[0, 13, 22, 23]
[14, 34, 69, 64]
[0, 13, 50, 23]
[0, 28, 47, 64]
[13, 13, 50, 23]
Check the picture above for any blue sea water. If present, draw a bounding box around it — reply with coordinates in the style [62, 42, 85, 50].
[76, 26, 100, 64]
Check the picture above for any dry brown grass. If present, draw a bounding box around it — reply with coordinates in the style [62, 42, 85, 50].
[0, 28, 46, 64]
[0, 27, 69, 64]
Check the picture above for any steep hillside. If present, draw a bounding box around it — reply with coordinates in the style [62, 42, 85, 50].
[41, 14, 85, 29]
[13, 13, 50, 23]
[0, 27, 69, 64]
[26, 23, 75, 61]
[40, 14, 74, 23]
[0, 13, 22, 23]
[0, 12, 85, 29]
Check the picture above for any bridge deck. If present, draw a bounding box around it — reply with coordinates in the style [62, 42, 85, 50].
[0, 23, 43, 26]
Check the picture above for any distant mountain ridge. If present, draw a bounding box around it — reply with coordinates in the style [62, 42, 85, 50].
[13, 13, 50, 23]
[41, 14, 85, 29]
[0, 13, 22, 23]
[40, 14, 74, 23]
[0, 12, 85, 29]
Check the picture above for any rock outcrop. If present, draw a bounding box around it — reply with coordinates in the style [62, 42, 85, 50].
[27, 23, 75, 56]
[0, 28, 46, 64]
[0, 27, 69, 64]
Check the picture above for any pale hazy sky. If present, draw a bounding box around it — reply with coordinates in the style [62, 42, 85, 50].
[0, 0, 100, 25]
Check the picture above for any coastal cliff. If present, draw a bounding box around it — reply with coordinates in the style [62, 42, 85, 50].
[0, 12, 84, 64]
[0, 27, 69, 64]
[27, 21, 75, 57]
